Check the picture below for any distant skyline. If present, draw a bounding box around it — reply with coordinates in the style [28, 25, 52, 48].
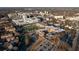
[0, 7, 79, 10]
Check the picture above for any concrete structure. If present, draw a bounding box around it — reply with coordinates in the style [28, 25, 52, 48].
[34, 39, 56, 51]
[45, 26, 65, 33]
[30, 34, 56, 51]
[12, 13, 39, 26]
[54, 16, 64, 19]
[66, 16, 79, 21]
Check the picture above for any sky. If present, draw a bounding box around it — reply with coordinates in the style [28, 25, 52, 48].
[0, 0, 79, 7]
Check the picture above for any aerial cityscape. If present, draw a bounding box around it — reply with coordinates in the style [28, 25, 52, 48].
[0, 7, 79, 51]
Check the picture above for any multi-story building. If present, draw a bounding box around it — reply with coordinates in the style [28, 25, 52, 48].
[12, 13, 40, 26]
